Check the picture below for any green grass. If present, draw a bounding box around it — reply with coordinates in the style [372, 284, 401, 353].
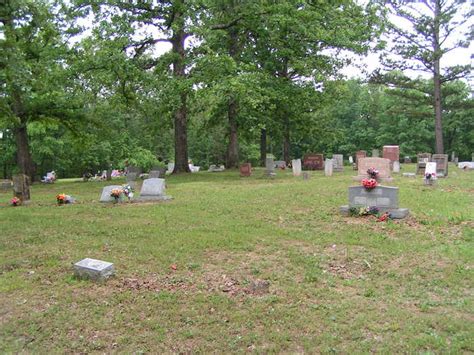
[0, 164, 473, 352]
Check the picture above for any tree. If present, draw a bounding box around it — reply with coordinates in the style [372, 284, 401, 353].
[381, 0, 472, 154]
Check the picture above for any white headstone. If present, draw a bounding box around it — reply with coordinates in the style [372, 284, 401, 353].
[292, 159, 302, 176]
[425, 162, 437, 177]
[166, 162, 175, 174]
[324, 159, 333, 176]
[349, 156, 354, 164]
[100, 185, 123, 202]
[393, 161, 400, 173]
[74, 258, 114, 281]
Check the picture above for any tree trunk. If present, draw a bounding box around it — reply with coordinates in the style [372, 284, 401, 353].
[14, 125, 34, 178]
[283, 116, 290, 163]
[433, 0, 444, 154]
[171, 11, 190, 174]
[260, 128, 267, 167]
[226, 98, 239, 168]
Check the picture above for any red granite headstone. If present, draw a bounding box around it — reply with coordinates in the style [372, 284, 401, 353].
[355, 150, 367, 169]
[383, 145, 400, 163]
[240, 163, 252, 177]
[303, 154, 324, 170]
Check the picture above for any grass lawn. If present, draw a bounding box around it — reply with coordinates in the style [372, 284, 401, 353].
[0, 164, 473, 353]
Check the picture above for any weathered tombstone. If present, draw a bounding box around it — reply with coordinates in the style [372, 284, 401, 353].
[332, 154, 344, 172]
[126, 172, 138, 189]
[416, 153, 432, 174]
[274, 160, 286, 169]
[393, 161, 400, 173]
[303, 153, 324, 170]
[0, 179, 12, 192]
[166, 162, 175, 174]
[340, 185, 409, 219]
[148, 170, 161, 178]
[432, 154, 448, 177]
[291, 159, 302, 176]
[353, 157, 393, 182]
[324, 159, 333, 176]
[355, 150, 367, 170]
[265, 157, 276, 177]
[208, 164, 225, 172]
[13, 174, 30, 202]
[383, 145, 400, 170]
[137, 178, 172, 201]
[240, 163, 252, 177]
[348, 156, 354, 164]
[302, 172, 310, 180]
[425, 162, 437, 176]
[451, 151, 455, 162]
[372, 149, 379, 158]
[100, 185, 123, 202]
[74, 258, 114, 281]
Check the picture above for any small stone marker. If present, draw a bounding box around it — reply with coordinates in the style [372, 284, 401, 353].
[303, 153, 324, 170]
[340, 185, 409, 219]
[393, 161, 400, 173]
[402, 173, 416, 178]
[291, 159, 302, 176]
[13, 174, 30, 202]
[332, 154, 344, 172]
[416, 153, 432, 174]
[353, 157, 393, 182]
[303, 172, 310, 180]
[265, 157, 276, 177]
[137, 178, 172, 201]
[372, 149, 379, 158]
[100, 185, 123, 202]
[324, 159, 333, 176]
[74, 258, 114, 281]
[432, 154, 448, 177]
[208, 165, 225, 172]
[0, 179, 12, 192]
[240, 163, 251, 177]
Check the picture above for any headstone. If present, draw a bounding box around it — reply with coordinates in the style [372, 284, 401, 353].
[402, 173, 416, 178]
[13, 174, 30, 202]
[137, 178, 172, 201]
[425, 162, 437, 176]
[432, 154, 448, 177]
[458, 162, 474, 170]
[393, 161, 400, 173]
[189, 164, 200, 173]
[0, 179, 12, 192]
[416, 153, 432, 174]
[208, 165, 225, 172]
[348, 156, 354, 164]
[128, 166, 142, 175]
[383, 145, 400, 170]
[302, 172, 310, 180]
[340, 185, 409, 219]
[274, 160, 286, 169]
[353, 157, 393, 182]
[240, 163, 251, 177]
[74, 258, 114, 281]
[291, 159, 302, 176]
[100, 185, 123, 202]
[404, 156, 412, 163]
[148, 170, 161, 178]
[265, 157, 276, 177]
[372, 149, 379, 158]
[451, 151, 455, 162]
[324, 159, 333, 176]
[303, 153, 324, 170]
[472, 153, 474, 162]
[454, 157, 458, 164]
[166, 162, 175, 174]
[127, 172, 138, 182]
[355, 150, 367, 170]
[332, 154, 344, 172]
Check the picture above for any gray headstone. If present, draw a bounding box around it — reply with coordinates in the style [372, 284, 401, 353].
[148, 170, 161, 178]
[372, 149, 379, 158]
[265, 157, 276, 177]
[393, 161, 400, 173]
[74, 258, 114, 281]
[274, 160, 286, 169]
[340, 185, 409, 219]
[292, 159, 302, 176]
[325, 159, 333, 176]
[332, 154, 344, 172]
[0, 179, 12, 192]
[137, 178, 172, 201]
[100, 185, 123, 202]
[127, 172, 138, 182]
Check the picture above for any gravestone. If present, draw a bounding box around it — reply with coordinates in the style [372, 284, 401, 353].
[274, 161, 286, 169]
[0, 179, 12, 192]
[355, 150, 367, 170]
[324, 159, 333, 176]
[13, 174, 30, 202]
[240, 163, 252, 177]
[137, 178, 172, 201]
[208, 165, 225, 172]
[402, 173, 416, 178]
[303, 153, 324, 170]
[383, 145, 400, 170]
[148, 170, 161, 178]
[332, 154, 344, 172]
[372, 149, 379, 158]
[393, 161, 400, 173]
[126, 172, 138, 189]
[353, 157, 393, 182]
[451, 151, 455, 162]
[348, 156, 354, 164]
[265, 157, 276, 177]
[291, 159, 302, 176]
[166, 162, 175, 174]
[416, 153, 432, 174]
[100, 185, 123, 202]
[472, 153, 474, 162]
[302, 172, 310, 180]
[458, 162, 474, 170]
[340, 185, 409, 219]
[404, 156, 412, 163]
[74, 258, 114, 281]
[425, 162, 437, 176]
[432, 154, 448, 177]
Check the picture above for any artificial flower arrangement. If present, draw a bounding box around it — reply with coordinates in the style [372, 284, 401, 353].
[367, 167, 379, 180]
[10, 196, 21, 207]
[361, 178, 378, 190]
[122, 184, 134, 200]
[424, 172, 436, 180]
[110, 188, 123, 202]
[349, 206, 392, 221]
[56, 193, 74, 205]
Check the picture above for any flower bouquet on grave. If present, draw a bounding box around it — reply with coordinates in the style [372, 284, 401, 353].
[56, 193, 66, 205]
[110, 188, 123, 203]
[367, 167, 379, 180]
[10, 197, 21, 207]
[122, 184, 134, 201]
[424, 172, 436, 185]
[362, 178, 378, 190]
[349, 206, 379, 217]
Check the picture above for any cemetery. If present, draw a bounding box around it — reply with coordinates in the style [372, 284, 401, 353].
[1, 0, 473, 353]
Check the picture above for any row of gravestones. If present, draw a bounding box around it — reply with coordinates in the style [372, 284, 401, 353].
[415, 153, 449, 177]
[100, 178, 172, 202]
